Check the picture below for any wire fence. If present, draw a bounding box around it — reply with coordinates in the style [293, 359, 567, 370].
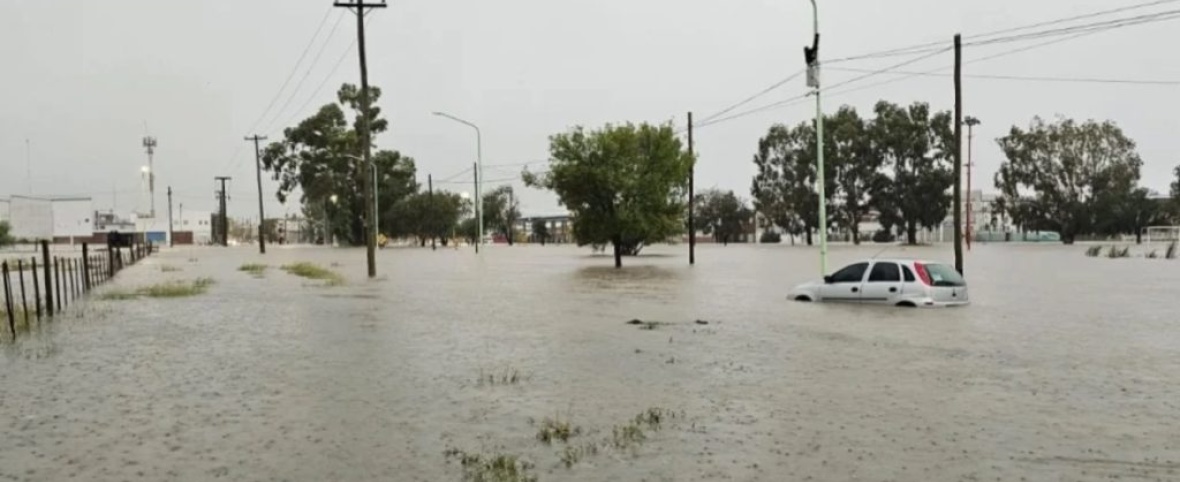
[1, 240, 154, 341]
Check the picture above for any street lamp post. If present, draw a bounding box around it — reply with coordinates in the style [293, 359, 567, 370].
[805, 0, 828, 275]
[433, 112, 483, 253]
[963, 116, 981, 250]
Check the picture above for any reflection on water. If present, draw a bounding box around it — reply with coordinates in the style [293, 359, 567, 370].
[1, 243, 1179, 481]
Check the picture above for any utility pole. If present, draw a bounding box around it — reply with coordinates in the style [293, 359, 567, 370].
[805, 0, 827, 275]
[215, 176, 232, 247]
[952, 34, 964, 275]
[245, 135, 268, 254]
[142, 136, 157, 217]
[335, 0, 385, 278]
[687, 111, 696, 265]
[964, 116, 981, 251]
[428, 174, 436, 250]
[472, 162, 480, 254]
[167, 186, 174, 247]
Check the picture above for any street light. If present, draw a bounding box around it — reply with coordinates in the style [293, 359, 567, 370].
[433, 111, 483, 253]
[805, 0, 828, 275]
[329, 194, 339, 247]
[963, 116, 981, 250]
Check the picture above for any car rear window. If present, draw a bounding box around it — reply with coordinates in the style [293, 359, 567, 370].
[925, 264, 966, 287]
[901, 265, 915, 282]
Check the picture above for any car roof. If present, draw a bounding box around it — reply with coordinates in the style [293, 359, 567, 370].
[854, 258, 950, 264]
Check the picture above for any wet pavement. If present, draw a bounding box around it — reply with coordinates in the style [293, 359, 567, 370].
[1, 243, 1178, 481]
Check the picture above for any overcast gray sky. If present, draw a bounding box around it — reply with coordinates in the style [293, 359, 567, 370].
[2, 0, 1178, 220]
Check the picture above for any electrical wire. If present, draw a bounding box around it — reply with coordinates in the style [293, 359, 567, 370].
[697, 70, 806, 125]
[827, 0, 1180, 64]
[826, 67, 1180, 85]
[260, 11, 348, 134]
[244, 6, 336, 136]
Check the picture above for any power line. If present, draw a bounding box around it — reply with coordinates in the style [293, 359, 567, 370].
[260, 11, 348, 134]
[827, 0, 1180, 64]
[969, 0, 1180, 40]
[827, 67, 1180, 85]
[965, 9, 1180, 48]
[697, 70, 806, 124]
[695, 8, 1180, 130]
[244, 6, 336, 136]
[693, 47, 943, 128]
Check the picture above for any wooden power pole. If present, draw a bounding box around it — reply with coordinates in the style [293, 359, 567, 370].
[167, 186, 174, 247]
[215, 176, 232, 247]
[245, 135, 268, 254]
[335, 0, 386, 278]
[952, 34, 964, 275]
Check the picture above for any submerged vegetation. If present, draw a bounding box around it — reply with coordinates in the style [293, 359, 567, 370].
[281, 262, 343, 285]
[100, 278, 214, 300]
[238, 263, 268, 276]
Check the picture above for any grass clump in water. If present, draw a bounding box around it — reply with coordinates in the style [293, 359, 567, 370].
[238, 263, 268, 276]
[443, 449, 537, 482]
[1106, 245, 1131, 258]
[478, 367, 522, 387]
[536, 416, 581, 444]
[281, 262, 343, 285]
[100, 278, 213, 300]
[140, 278, 214, 298]
[1084, 245, 1102, 257]
[159, 265, 182, 273]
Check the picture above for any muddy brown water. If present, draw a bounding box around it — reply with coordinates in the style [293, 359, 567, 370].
[1, 243, 1178, 481]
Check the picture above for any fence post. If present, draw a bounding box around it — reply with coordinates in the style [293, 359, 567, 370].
[31, 258, 40, 320]
[82, 243, 91, 292]
[54, 257, 63, 311]
[3, 261, 15, 338]
[18, 259, 29, 326]
[42, 240, 53, 317]
[69, 259, 77, 300]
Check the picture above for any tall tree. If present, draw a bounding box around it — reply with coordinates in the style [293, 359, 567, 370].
[481, 185, 521, 245]
[994, 117, 1142, 244]
[750, 123, 835, 246]
[695, 189, 752, 245]
[260, 84, 417, 245]
[869, 101, 955, 245]
[827, 106, 883, 245]
[524, 122, 692, 268]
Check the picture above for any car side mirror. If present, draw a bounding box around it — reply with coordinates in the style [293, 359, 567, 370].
[823, 275, 833, 284]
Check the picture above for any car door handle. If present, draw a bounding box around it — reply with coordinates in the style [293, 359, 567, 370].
[851, 287, 859, 293]
[889, 287, 898, 293]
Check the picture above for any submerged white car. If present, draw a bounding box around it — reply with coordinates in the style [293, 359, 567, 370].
[789, 258, 969, 307]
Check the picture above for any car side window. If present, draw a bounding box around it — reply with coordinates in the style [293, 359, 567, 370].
[830, 262, 869, 283]
[868, 262, 901, 282]
[901, 265, 916, 282]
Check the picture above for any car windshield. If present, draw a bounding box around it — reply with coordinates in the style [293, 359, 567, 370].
[925, 264, 966, 287]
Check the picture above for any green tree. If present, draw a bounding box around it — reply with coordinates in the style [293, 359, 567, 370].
[531, 219, 550, 245]
[994, 117, 1142, 244]
[524, 122, 692, 267]
[0, 221, 13, 247]
[481, 185, 521, 245]
[1170, 165, 1180, 222]
[750, 123, 835, 246]
[261, 84, 417, 246]
[827, 106, 883, 245]
[695, 189, 752, 245]
[868, 101, 955, 245]
[389, 190, 465, 246]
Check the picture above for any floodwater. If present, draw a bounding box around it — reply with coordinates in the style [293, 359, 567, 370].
[1, 243, 1178, 481]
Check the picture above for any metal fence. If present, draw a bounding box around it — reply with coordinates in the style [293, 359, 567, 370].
[1, 240, 153, 340]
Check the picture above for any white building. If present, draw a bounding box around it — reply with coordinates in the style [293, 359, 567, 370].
[0, 195, 94, 242]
